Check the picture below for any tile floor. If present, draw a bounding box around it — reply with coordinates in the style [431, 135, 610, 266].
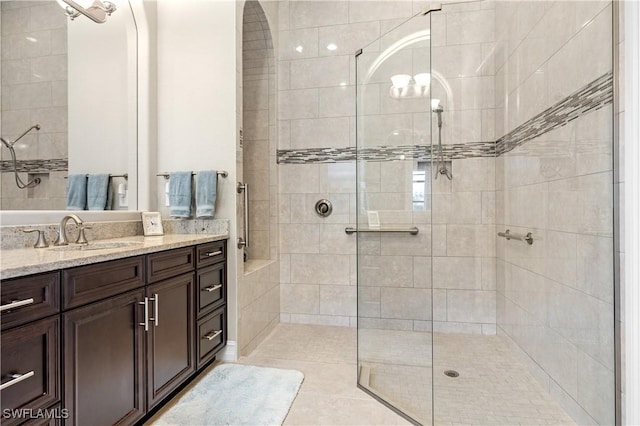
[149, 323, 576, 425]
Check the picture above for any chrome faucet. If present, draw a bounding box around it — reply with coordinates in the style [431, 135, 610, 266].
[54, 214, 91, 246]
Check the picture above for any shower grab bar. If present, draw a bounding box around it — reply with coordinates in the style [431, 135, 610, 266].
[64, 173, 128, 179]
[345, 226, 419, 235]
[157, 171, 228, 179]
[237, 182, 249, 249]
[498, 229, 534, 245]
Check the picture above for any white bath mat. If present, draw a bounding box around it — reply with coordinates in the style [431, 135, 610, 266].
[152, 363, 304, 426]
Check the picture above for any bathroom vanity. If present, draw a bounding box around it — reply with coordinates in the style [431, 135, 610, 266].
[0, 234, 228, 425]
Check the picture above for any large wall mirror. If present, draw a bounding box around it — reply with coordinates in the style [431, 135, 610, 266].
[0, 0, 137, 211]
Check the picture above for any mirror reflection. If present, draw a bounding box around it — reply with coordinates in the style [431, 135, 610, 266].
[0, 0, 137, 210]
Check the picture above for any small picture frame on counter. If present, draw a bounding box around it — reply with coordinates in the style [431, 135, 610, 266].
[142, 212, 164, 236]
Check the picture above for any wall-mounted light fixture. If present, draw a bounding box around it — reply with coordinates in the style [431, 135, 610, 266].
[56, 0, 117, 23]
[389, 72, 431, 99]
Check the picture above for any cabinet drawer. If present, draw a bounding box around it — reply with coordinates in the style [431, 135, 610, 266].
[196, 241, 226, 268]
[197, 264, 225, 317]
[62, 257, 144, 310]
[147, 247, 195, 283]
[1, 272, 60, 331]
[196, 306, 226, 368]
[0, 316, 60, 426]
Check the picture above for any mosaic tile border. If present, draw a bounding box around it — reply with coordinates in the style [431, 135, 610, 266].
[277, 72, 613, 164]
[495, 72, 613, 156]
[0, 158, 68, 173]
[277, 142, 496, 164]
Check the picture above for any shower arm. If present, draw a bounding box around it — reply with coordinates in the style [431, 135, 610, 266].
[1, 124, 40, 149]
[1, 125, 42, 189]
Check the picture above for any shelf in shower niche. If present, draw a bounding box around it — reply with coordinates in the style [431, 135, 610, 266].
[344, 226, 419, 235]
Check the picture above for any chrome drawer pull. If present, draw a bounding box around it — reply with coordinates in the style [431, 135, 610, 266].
[139, 297, 149, 332]
[203, 330, 222, 341]
[0, 298, 35, 312]
[202, 284, 222, 293]
[204, 250, 222, 257]
[149, 293, 159, 327]
[0, 371, 35, 390]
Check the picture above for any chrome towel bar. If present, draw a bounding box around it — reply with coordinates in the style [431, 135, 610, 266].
[157, 171, 228, 179]
[65, 173, 128, 179]
[498, 229, 534, 245]
[345, 226, 419, 235]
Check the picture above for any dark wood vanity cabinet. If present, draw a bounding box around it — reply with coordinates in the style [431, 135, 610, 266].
[1, 239, 227, 426]
[1, 273, 61, 426]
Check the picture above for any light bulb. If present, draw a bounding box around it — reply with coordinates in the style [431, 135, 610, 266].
[431, 99, 441, 109]
[390, 74, 411, 89]
[413, 73, 431, 87]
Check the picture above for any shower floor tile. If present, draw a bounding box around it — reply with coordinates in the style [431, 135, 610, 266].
[240, 324, 575, 425]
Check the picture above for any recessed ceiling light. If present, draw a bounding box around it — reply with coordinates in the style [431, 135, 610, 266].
[295, 45, 303, 53]
[327, 43, 338, 51]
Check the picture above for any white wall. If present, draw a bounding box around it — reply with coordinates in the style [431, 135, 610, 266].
[156, 0, 239, 340]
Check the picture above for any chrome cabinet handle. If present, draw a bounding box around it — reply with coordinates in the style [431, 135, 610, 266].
[139, 297, 149, 331]
[0, 371, 35, 390]
[203, 330, 222, 341]
[202, 284, 222, 292]
[149, 293, 159, 327]
[204, 250, 222, 257]
[0, 298, 35, 312]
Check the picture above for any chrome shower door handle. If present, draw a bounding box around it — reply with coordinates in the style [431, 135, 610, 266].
[237, 182, 249, 250]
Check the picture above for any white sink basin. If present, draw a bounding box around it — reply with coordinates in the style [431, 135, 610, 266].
[50, 241, 142, 251]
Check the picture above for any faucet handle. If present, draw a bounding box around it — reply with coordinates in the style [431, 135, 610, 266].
[23, 229, 49, 248]
[76, 224, 92, 245]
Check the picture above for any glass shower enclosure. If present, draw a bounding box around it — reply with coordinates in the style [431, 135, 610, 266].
[355, 10, 434, 425]
[355, 1, 615, 425]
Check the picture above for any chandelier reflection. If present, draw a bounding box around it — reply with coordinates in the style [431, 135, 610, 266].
[389, 73, 430, 99]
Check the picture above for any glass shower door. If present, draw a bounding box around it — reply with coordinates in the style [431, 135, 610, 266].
[355, 11, 433, 425]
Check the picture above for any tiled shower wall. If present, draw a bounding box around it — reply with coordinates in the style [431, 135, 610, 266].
[494, 1, 615, 424]
[0, 1, 67, 210]
[237, 0, 280, 357]
[242, 0, 277, 261]
[430, 2, 497, 334]
[277, 0, 497, 332]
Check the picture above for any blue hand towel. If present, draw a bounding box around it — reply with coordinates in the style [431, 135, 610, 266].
[105, 178, 113, 210]
[66, 174, 87, 210]
[87, 174, 110, 210]
[196, 170, 217, 218]
[169, 171, 193, 218]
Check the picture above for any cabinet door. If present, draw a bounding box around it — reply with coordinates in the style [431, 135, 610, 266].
[146, 274, 196, 409]
[63, 289, 145, 426]
[1, 316, 60, 426]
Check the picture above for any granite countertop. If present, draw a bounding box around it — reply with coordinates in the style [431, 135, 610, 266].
[0, 233, 228, 280]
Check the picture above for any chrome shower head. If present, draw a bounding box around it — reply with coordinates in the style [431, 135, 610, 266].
[433, 105, 443, 128]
